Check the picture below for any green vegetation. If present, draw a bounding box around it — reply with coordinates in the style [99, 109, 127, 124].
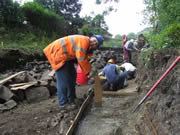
[147, 23, 180, 49]
[141, 49, 153, 69]
[0, 0, 112, 55]
[0, 25, 54, 54]
[103, 39, 122, 47]
[0, 75, 3, 80]
[103, 34, 123, 47]
[22, 2, 67, 36]
[0, 0, 180, 55]
[141, 0, 180, 50]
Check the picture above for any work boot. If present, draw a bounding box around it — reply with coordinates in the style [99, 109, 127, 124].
[68, 103, 77, 110]
[59, 104, 77, 111]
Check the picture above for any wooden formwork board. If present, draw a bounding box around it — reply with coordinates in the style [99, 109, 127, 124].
[103, 79, 138, 97]
[66, 91, 94, 135]
[103, 88, 138, 97]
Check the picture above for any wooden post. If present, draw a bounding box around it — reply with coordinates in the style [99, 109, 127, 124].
[94, 76, 102, 107]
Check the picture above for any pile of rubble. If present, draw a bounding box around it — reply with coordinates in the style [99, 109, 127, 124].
[0, 60, 56, 112]
[0, 48, 124, 112]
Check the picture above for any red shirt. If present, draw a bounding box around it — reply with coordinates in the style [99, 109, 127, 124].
[123, 38, 128, 48]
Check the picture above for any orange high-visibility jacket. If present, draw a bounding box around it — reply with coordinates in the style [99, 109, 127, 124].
[43, 35, 91, 75]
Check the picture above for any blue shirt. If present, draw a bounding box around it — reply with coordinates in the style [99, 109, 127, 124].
[102, 64, 119, 83]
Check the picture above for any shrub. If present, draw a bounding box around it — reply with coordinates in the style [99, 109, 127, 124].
[22, 2, 68, 37]
[0, 0, 24, 27]
[149, 22, 180, 49]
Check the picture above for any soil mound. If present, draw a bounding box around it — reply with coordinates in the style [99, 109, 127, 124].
[0, 48, 45, 72]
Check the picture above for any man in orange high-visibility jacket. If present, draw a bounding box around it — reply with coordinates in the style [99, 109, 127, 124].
[44, 35, 104, 111]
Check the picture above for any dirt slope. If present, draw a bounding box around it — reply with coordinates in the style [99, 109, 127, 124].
[132, 49, 180, 135]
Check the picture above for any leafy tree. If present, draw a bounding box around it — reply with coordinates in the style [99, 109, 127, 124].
[78, 14, 111, 39]
[143, 0, 180, 50]
[96, 0, 120, 4]
[148, 22, 180, 49]
[95, 0, 120, 13]
[127, 32, 136, 40]
[157, 0, 180, 29]
[104, 34, 123, 47]
[137, 27, 152, 35]
[35, 0, 82, 18]
[22, 2, 68, 37]
[114, 34, 123, 40]
[92, 14, 108, 30]
[143, 0, 180, 29]
[35, 0, 83, 34]
[0, 0, 24, 27]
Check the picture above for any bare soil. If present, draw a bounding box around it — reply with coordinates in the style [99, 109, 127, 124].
[0, 84, 92, 135]
[133, 49, 180, 135]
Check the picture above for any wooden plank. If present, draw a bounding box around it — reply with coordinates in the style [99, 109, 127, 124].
[94, 76, 102, 106]
[11, 82, 37, 90]
[103, 88, 138, 97]
[9, 82, 36, 87]
[66, 91, 94, 135]
[0, 71, 25, 85]
[10, 80, 47, 90]
[9, 80, 46, 87]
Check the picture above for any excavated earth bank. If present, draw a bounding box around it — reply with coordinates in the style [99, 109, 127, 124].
[0, 48, 179, 135]
[133, 49, 180, 135]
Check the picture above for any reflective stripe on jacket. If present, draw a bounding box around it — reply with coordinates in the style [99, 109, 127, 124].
[43, 35, 91, 75]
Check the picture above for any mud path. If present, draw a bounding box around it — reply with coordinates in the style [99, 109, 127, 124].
[75, 79, 139, 135]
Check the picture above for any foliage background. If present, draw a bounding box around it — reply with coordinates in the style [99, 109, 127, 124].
[0, 0, 180, 54]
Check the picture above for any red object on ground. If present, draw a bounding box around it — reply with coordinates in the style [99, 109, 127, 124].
[76, 64, 89, 85]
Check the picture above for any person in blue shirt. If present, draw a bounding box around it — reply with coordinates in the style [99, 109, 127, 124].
[100, 59, 128, 91]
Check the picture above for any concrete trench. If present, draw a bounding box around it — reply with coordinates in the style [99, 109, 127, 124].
[68, 79, 168, 135]
[69, 79, 139, 135]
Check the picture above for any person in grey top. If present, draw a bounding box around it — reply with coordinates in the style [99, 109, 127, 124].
[124, 39, 139, 63]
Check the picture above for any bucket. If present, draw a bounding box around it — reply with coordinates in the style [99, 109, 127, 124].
[76, 64, 89, 85]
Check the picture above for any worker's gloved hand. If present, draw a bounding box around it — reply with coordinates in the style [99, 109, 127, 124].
[87, 75, 91, 79]
[87, 70, 97, 79]
[87, 72, 93, 79]
[86, 72, 90, 78]
[119, 66, 125, 72]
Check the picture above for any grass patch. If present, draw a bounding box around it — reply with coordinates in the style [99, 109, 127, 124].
[0, 26, 56, 55]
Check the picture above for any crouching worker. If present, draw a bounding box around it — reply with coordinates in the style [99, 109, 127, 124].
[120, 61, 136, 80]
[43, 35, 104, 111]
[99, 59, 128, 91]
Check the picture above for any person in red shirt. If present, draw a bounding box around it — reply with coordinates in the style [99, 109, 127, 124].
[122, 34, 128, 61]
